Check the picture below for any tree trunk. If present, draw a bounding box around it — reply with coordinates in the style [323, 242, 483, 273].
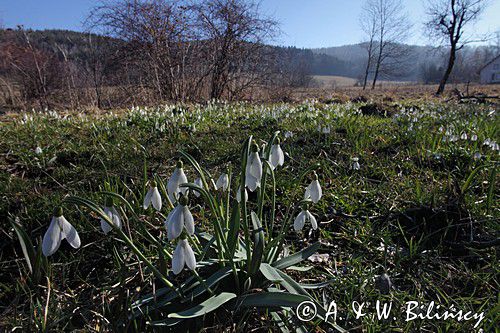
[372, 41, 383, 89]
[436, 45, 456, 95]
[362, 43, 373, 90]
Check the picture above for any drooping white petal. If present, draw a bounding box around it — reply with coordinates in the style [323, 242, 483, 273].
[168, 168, 188, 202]
[236, 186, 248, 203]
[59, 216, 81, 249]
[172, 241, 186, 275]
[270, 144, 284, 169]
[101, 207, 114, 234]
[42, 217, 63, 256]
[193, 178, 203, 197]
[168, 205, 184, 240]
[151, 186, 162, 211]
[293, 211, 306, 231]
[101, 207, 122, 234]
[215, 173, 229, 191]
[307, 211, 318, 230]
[245, 173, 258, 192]
[183, 205, 195, 235]
[166, 209, 177, 239]
[143, 187, 153, 209]
[111, 207, 122, 230]
[245, 152, 262, 192]
[182, 240, 196, 270]
[306, 180, 322, 203]
[249, 152, 263, 180]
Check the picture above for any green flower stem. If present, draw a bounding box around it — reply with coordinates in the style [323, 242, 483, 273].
[192, 270, 214, 296]
[65, 196, 180, 296]
[240, 137, 252, 270]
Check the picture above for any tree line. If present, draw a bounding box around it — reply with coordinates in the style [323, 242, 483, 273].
[359, 0, 495, 94]
[0, 0, 498, 109]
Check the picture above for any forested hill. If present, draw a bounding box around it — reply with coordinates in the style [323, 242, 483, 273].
[1, 28, 498, 83]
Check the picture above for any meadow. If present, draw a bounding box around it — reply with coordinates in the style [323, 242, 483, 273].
[0, 100, 498, 332]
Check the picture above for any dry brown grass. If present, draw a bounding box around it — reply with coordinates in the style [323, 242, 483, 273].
[291, 82, 500, 104]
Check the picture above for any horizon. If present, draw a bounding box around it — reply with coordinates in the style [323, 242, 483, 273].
[1, 0, 499, 49]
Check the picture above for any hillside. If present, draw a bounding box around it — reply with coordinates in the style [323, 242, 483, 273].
[1, 28, 497, 92]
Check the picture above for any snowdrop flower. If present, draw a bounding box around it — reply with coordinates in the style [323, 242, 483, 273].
[460, 132, 468, 140]
[167, 160, 188, 203]
[236, 185, 248, 203]
[100, 198, 122, 234]
[304, 172, 322, 203]
[269, 139, 285, 170]
[483, 138, 491, 146]
[35, 146, 43, 155]
[473, 152, 482, 160]
[193, 177, 203, 197]
[245, 143, 262, 192]
[352, 157, 361, 170]
[143, 181, 162, 211]
[172, 239, 196, 274]
[165, 195, 194, 241]
[284, 131, 293, 139]
[42, 207, 81, 256]
[471, 134, 478, 142]
[294, 208, 318, 231]
[215, 173, 229, 191]
[322, 126, 331, 134]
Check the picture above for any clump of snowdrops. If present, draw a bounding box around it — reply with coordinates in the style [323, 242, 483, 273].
[20, 132, 343, 331]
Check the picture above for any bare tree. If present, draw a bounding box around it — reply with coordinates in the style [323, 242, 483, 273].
[88, 0, 201, 101]
[424, 0, 488, 95]
[0, 27, 62, 108]
[193, 0, 277, 100]
[360, 0, 378, 90]
[363, 0, 411, 89]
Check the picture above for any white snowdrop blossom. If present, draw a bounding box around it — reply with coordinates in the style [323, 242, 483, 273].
[35, 146, 43, 155]
[100, 198, 122, 234]
[352, 157, 361, 170]
[215, 173, 229, 191]
[167, 160, 188, 203]
[473, 152, 482, 160]
[236, 185, 248, 203]
[293, 209, 318, 231]
[143, 182, 162, 211]
[483, 138, 491, 146]
[165, 195, 195, 241]
[269, 141, 285, 170]
[284, 131, 293, 138]
[460, 132, 468, 140]
[304, 172, 322, 203]
[172, 239, 196, 275]
[193, 177, 203, 197]
[471, 134, 478, 141]
[42, 207, 81, 256]
[245, 144, 263, 192]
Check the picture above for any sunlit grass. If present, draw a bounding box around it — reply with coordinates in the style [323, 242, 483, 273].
[0, 101, 498, 331]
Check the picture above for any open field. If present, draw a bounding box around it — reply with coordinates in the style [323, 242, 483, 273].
[294, 82, 500, 103]
[311, 75, 412, 88]
[0, 100, 499, 332]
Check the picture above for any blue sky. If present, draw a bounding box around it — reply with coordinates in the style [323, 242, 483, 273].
[1, 0, 499, 47]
